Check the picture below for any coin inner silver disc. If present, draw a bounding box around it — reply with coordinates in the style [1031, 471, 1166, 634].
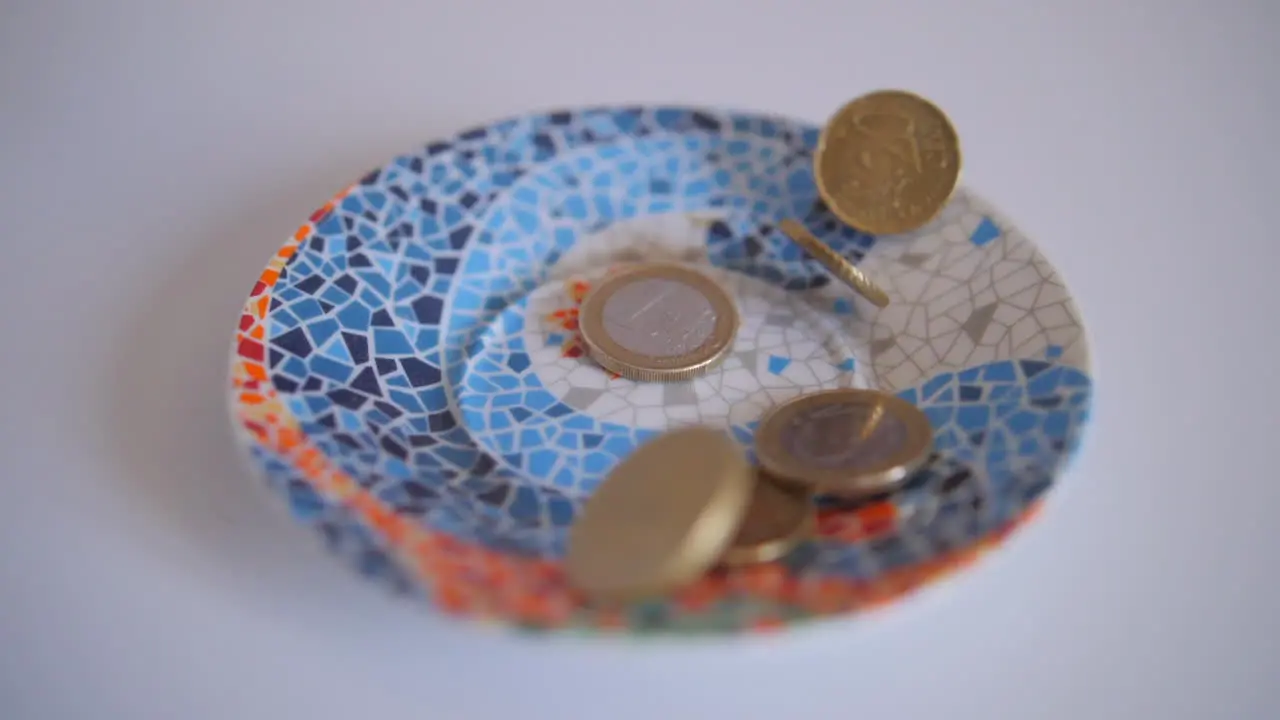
[600, 277, 716, 358]
[780, 402, 910, 473]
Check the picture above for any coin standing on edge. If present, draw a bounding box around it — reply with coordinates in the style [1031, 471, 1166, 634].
[565, 427, 753, 603]
[778, 219, 891, 308]
[578, 262, 739, 382]
[720, 472, 815, 567]
[814, 89, 962, 236]
[754, 388, 934, 498]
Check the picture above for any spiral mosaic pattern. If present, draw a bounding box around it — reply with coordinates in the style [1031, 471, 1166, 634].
[229, 106, 1092, 633]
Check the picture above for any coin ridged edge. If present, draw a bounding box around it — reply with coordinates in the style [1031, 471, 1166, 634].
[778, 219, 890, 307]
[753, 388, 934, 497]
[585, 342, 735, 382]
[578, 262, 740, 382]
[813, 89, 962, 236]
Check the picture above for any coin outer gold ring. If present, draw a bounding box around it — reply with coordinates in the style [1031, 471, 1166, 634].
[719, 478, 816, 567]
[813, 89, 962, 236]
[565, 427, 753, 603]
[754, 388, 934, 498]
[578, 262, 739, 382]
[777, 219, 890, 308]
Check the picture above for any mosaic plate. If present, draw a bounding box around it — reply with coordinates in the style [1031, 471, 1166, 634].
[229, 106, 1093, 634]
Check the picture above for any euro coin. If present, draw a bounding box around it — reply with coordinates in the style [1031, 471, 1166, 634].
[578, 262, 739, 382]
[754, 388, 934, 499]
[778, 218, 890, 307]
[720, 471, 815, 567]
[814, 90, 961, 235]
[565, 427, 753, 602]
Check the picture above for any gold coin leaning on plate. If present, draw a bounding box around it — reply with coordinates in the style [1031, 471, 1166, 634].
[578, 262, 739, 382]
[754, 388, 934, 499]
[814, 89, 962, 236]
[565, 427, 754, 603]
[777, 219, 891, 308]
[719, 470, 815, 567]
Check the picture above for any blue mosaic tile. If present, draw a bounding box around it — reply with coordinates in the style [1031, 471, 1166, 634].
[237, 105, 1093, 594]
[970, 216, 1002, 246]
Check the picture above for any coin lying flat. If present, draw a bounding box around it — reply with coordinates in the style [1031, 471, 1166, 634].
[814, 90, 961, 236]
[754, 388, 934, 498]
[778, 219, 890, 307]
[578, 262, 739, 382]
[720, 471, 815, 567]
[565, 427, 753, 603]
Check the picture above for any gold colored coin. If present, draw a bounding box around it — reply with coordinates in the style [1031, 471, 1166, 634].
[565, 427, 753, 603]
[778, 219, 890, 307]
[814, 90, 961, 236]
[754, 388, 934, 499]
[578, 262, 739, 382]
[720, 471, 815, 567]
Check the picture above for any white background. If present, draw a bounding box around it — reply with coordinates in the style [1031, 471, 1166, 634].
[3, 1, 1278, 718]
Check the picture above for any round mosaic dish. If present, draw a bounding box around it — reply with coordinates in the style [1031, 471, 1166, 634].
[228, 106, 1092, 634]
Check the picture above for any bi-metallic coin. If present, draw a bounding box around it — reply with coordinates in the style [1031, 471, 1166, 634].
[578, 262, 739, 382]
[754, 388, 934, 499]
[814, 89, 961, 236]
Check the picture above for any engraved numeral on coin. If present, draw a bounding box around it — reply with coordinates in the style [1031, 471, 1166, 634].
[816, 90, 961, 235]
[915, 120, 950, 167]
[851, 112, 922, 174]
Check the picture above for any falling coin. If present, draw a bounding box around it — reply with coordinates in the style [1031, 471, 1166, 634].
[814, 89, 961, 236]
[578, 262, 739, 382]
[565, 427, 753, 603]
[754, 388, 934, 498]
[778, 219, 890, 307]
[720, 471, 815, 567]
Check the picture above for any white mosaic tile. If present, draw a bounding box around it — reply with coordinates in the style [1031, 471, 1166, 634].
[522, 214, 870, 432]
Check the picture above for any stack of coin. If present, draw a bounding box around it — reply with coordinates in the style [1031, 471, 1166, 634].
[566, 427, 807, 603]
[780, 89, 962, 308]
[564, 389, 933, 603]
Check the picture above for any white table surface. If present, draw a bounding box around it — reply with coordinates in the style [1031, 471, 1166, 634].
[3, 1, 1278, 718]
